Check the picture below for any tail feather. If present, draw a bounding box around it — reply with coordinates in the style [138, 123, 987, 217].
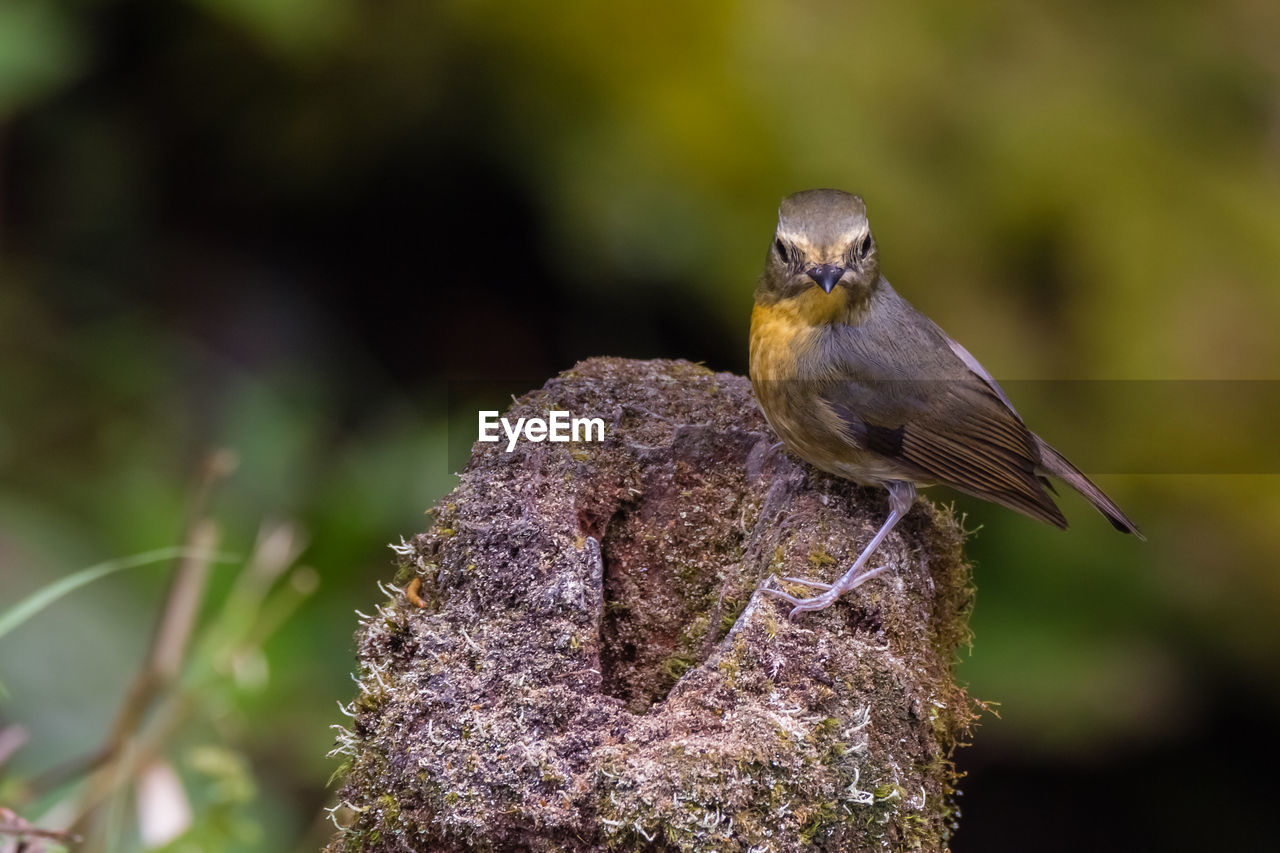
[1032, 435, 1145, 540]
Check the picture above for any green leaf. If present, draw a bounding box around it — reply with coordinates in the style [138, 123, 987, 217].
[0, 547, 236, 642]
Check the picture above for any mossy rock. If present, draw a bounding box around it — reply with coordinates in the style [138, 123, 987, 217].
[327, 358, 976, 852]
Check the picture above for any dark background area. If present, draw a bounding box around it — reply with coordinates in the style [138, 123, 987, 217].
[2, 1, 1279, 850]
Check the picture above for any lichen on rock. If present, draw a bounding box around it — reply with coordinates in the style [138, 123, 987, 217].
[327, 357, 977, 852]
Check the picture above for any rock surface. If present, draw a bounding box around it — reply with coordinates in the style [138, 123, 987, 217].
[327, 358, 976, 852]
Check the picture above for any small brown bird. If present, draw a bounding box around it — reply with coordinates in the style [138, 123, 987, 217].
[750, 189, 1142, 618]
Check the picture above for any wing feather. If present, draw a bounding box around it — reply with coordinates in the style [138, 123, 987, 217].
[825, 378, 1068, 528]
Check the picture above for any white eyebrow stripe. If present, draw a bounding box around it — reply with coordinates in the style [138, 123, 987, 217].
[774, 226, 814, 246]
[774, 225, 868, 250]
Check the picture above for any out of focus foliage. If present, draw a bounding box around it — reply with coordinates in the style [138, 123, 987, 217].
[1, 0, 1278, 850]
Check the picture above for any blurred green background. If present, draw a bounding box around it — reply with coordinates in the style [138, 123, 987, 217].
[2, 0, 1278, 850]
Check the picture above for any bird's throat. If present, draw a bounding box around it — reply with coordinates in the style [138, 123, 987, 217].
[787, 286, 868, 327]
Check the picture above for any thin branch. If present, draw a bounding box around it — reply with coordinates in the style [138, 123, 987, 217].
[67, 450, 235, 838]
[0, 807, 82, 845]
[0, 823, 83, 842]
[68, 522, 218, 834]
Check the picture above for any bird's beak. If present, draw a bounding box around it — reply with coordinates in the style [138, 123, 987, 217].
[806, 264, 846, 294]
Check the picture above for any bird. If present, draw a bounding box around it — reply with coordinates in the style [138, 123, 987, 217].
[749, 189, 1142, 618]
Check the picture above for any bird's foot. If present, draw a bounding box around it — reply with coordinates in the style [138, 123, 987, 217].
[759, 565, 891, 619]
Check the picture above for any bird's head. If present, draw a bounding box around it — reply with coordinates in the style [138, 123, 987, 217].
[758, 189, 881, 313]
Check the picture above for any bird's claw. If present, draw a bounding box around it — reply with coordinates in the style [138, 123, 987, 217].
[777, 575, 832, 591]
[758, 565, 892, 619]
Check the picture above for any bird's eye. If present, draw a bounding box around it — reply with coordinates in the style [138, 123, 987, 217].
[774, 238, 791, 264]
[855, 234, 873, 261]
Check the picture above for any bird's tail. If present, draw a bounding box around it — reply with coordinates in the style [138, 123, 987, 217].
[1033, 434, 1145, 540]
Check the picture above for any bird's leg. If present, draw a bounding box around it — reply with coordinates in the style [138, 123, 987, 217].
[761, 481, 916, 618]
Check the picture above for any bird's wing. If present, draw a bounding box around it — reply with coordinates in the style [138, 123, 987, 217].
[817, 291, 1067, 527]
[918, 313, 1140, 535]
[929, 319, 1020, 416]
[823, 377, 1068, 528]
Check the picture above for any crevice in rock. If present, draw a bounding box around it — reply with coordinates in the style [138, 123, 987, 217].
[596, 429, 763, 713]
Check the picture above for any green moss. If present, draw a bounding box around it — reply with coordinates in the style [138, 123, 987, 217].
[814, 716, 841, 737]
[327, 758, 352, 787]
[807, 549, 837, 567]
[375, 794, 401, 822]
[873, 784, 895, 799]
[798, 801, 838, 843]
[660, 653, 697, 682]
[717, 595, 747, 635]
[353, 691, 384, 715]
[682, 613, 711, 647]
